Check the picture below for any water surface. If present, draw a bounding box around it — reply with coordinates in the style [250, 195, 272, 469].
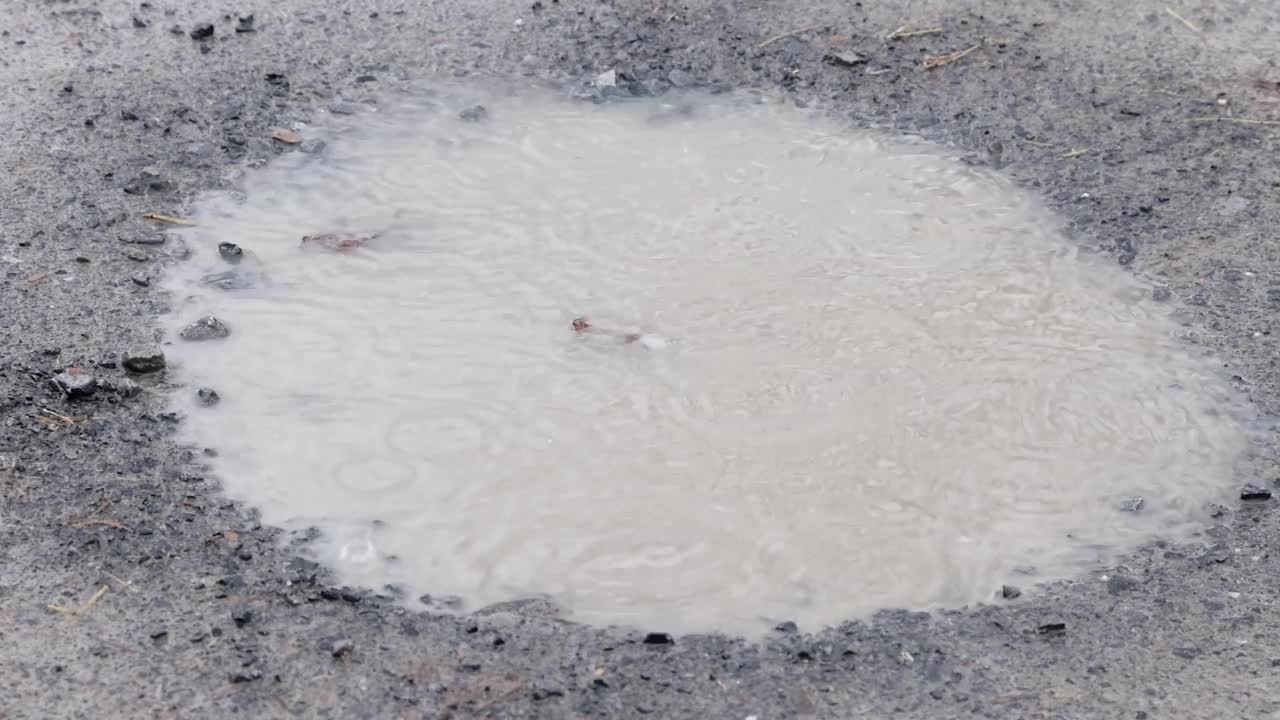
[164, 88, 1247, 635]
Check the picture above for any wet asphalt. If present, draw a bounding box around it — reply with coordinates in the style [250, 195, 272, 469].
[2, 1, 1280, 718]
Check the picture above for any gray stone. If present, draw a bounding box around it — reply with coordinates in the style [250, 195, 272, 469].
[824, 51, 867, 67]
[120, 232, 168, 246]
[1118, 497, 1145, 513]
[326, 637, 354, 658]
[1000, 584, 1022, 600]
[180, 317, 231, 341]
[50, 370, 97, 399]
[1152, 286, 1172, 302]
[1241, 484, 1272, 501]
[667, 68, 694, 87]
[196, 387, 221, 407]
[122, 347, 166, 373]
[459, 105, 488, 122]
[123, 247, 152, 262]
[190, 23, 214, 40]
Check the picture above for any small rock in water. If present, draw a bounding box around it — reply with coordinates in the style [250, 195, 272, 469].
[107, 378, 143, 398]
[1118, 497, 1145, 513]
[218, 242, 244, 264]
[773, 621, 798, 634]
[131, 274, 151, 287]
[190, 23, 215, 40]
[201, 271, 256, 291]
[1241, 484, 1273, 501]
[300, 233, 376, 252]
[1000, 584, 1022, 600]
[641, 632, 674, 645]
[180, 316, 231, 341]
[235, 15, 255, 33]
[196, 387, 221, 407]
[299, 139, 327, 155]
[897, 650, 914, 665]
[1152, 286, 1172, 302]
[122, 346, 166, 373]
[459, 105, 488, 122]
[328, 102, 361, 115]
[51, 369, 97, 399]
[123, 247, 152, 262]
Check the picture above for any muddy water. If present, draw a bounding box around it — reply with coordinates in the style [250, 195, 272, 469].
[163, 88, 1248, 636]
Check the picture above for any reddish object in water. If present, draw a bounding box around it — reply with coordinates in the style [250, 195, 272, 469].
[572, 317, 591, 332]
[300, 232, 378, 252]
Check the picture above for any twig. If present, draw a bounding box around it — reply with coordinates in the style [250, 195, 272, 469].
[142, 213, 196, 226]
[70, 518, 128, 530]
[1164, 7, 1200, 34]
[886, 26, 943, 41]
[39, 407, 77, 423]
[757, 23, 823, 49]
[1191, 116, 1280, 126]
[920, 45, 979, 71]
[48, 585, 110, 616]
[1060, 148, 1089, 159]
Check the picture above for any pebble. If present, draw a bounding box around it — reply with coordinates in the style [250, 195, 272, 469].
[667, 68, 694, 87]
[459, 105, 488, 122]
[642, 632, 674, 645]
[190, 23, 215, 40]
[123, 247, 152, 262]
[326, 637, 354, 658]
[235, 15, 255, 33]
[122, 347, 166, 373]
[131, 274, 151, 287]
[196, 387, 221, 406]
[51, 369, 97, 399]
[132, 16, 148, 28]
[1152, 286, 1172, 302]
[1107, 575, 1140, 594]
[180, 316, 231, 341]
[299, 139, 327, 154]
[418, 594, 464, 610]
[1037, 622, 1067, 636]
[773, 621, 798, 633]
[1241, 484, 1272, 501]
[217, 242, 244, 264]
[231, 607, 253, 627]
[1000, 584, 1022, 600]
[824, 51, 867, 67]
[120, 232, 168, 246]
[228, 669, 262, 683]
[328, 102, 361, 115]
[108, 378, 143, 398]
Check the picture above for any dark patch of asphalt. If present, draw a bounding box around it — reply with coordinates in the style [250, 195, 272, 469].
[2, 1, 1280, 718]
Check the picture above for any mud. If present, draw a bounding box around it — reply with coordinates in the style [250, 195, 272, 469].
[2, 1, 1280, 718]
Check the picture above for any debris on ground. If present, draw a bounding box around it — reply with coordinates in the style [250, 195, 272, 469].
[921, 45, 980, 71]
[218, 242, 244, 264]
[271, 127, 302, 144]
[50, 369, 97, 399]
[123, 346, 166, 373]
[1241, 484, 1273, 501]
[143, 212, 196, 226]
[301, 232, 377, 251]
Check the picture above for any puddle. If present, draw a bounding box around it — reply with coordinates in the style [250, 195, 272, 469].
[163, 87, 1249, 636]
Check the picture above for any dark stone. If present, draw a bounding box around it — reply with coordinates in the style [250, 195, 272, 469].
[231, 607, 253, 627]
[122, 347, 166, 373]
[774, 621, 798, 633]
[1172, 647, 1201, 659]
[642, 632, 674, 645]
[51, 370, 97, 399]
[1118, 497, 1145, 513]
[1265, 288, 1280, 305]
[190, 23, 215, 40]
[131, 275, 151, 287]
[532, 684, 564, 700]
[235, 15, 255, 33]
[149, 628, 168, 639]
[824, 51, 867, 67]
[124, 169, 172, 195]
[265, 72, 288, 86]
[1037, 622, 1067, 636]
[1107, 575, 1141, 595]
[169, 25, 183, 35]
[1152, 286, 1171, 302]
[326, 637, 354, 658]
[356, 74, 377, 83]
[459, 105, 488, 122]
[217, 242, 244, 264]
[103, 377, 143, 398]
[180, 316, 231, 341]
[1000, 585, 1022, 600]
[1241, 484, 1272, 501]
[196, 387, 221, 407]
[132, 16, 148, 28]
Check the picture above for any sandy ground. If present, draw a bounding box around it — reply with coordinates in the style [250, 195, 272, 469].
[2, 1, 1280, 718]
